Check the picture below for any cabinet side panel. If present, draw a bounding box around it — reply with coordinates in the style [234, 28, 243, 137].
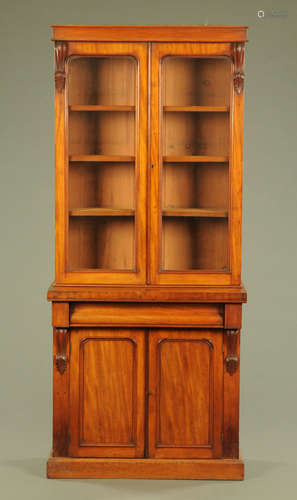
[52, 302, 69, 327]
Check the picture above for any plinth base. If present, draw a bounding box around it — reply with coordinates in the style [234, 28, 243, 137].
[47, 455, 244, 480]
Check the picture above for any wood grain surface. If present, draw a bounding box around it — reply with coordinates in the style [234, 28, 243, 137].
[69, 328, 145, 457]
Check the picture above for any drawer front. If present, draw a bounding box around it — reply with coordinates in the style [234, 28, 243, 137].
[70, 302, 223, 328]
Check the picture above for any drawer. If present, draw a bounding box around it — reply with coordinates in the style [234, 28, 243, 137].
[70, 302, 223, 328]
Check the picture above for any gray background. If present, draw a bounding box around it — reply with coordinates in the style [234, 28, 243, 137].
[1, 0, 296, 498]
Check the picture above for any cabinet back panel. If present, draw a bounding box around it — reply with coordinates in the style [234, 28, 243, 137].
[96, 217, 135, 270]
[68, 57, 136, 105]
[69, 217, 98, 270]
[162, 218, 228, 270]
[69, 111, 135, 156]
[163, 163, 228, 209]
[68, 58, 97, 105]
[162, 219, 194, 270]
[69, 165, 97, 209]
[164, 112, 229, 156]
[69, 112, 97, 156]
[194, 219, 229, 270]
[68, 217, 135, 270]
[96, 164, 135, 209]
[69, 164, 135, 209]
[163, 57, 231, 106]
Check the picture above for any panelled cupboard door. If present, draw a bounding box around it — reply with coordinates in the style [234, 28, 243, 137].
[69, 328, 145, 457]
[149, 42, 243, 286]
[56, 42, 148, 285]
[148, 329, 223, 458]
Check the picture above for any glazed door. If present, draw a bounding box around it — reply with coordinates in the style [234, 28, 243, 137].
[69, 328, 145, 457]
[148, 329, 223, 458]
[150, 42, 243, 286]
[56, 43, 148, 285]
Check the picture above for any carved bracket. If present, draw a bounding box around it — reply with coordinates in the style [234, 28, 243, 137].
[54, 41, 67, 92]
[233, 42, 245, 95]
[225, 329, 239, 375]
[55, 328, 69, 375]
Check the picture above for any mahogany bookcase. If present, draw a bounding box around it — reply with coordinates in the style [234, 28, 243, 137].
[47, 25, 248, 480]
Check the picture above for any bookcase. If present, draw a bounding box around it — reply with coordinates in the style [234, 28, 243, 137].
[47, 25, 247, 480]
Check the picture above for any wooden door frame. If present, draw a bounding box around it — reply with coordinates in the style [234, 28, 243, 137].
[55, 42, 148, 285]
[149, 42, 243, 286]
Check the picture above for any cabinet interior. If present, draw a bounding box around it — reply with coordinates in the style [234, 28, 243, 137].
[68, 56, 136, 105]
[67, 56, 137, 271]
[162, 218, 228, 271]
[161, 56, 231, 271]
[162, 56, 231, 106]
[69, 111, 135, 156]
[65, 54, 232, 274]
[69, 163, 135, 210]
[163, 112, 229, 157]
[163, 163, 228, 209]
[68, 216, 135, 271]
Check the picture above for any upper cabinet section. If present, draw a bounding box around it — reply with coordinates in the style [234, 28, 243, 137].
[52, 27, 246, 287]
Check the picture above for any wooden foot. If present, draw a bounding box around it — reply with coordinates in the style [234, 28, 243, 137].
[47, 455, 244, 480]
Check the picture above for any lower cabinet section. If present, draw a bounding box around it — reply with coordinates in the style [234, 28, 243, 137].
[67, 327, 223, 459]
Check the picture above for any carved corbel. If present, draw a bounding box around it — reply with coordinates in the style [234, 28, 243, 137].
[55, 328, 69, 374]
[225, 329, 239, 375]
[232, 42, 245, 95]
[54, 41, 67, 92]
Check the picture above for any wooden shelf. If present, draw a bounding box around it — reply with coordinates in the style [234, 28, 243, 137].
[162, 208, 228, 218]
[69, 208, 135, 217]
[164, 106, 229, 112]
[164, 156, 229, 163]
[69, 105, 135, 112]
[69, 155, 135, 163]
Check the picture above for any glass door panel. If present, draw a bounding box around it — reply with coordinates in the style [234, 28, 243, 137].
[162, 56, 230, 272]
[63, 45, 147, 284]
[150, 43, 233, 285]
[68, 56, 136, 272]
